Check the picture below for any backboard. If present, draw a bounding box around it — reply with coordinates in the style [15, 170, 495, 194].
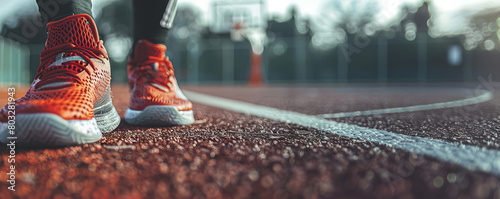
[211, 0, 267, 34]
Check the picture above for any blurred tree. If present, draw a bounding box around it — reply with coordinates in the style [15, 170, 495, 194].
[95, 0, 133, 82]
[167, 5, 206, 83]
[467, 8, 500, 51]
[329, 0, 379, 36]
[171, 5, 204, 41]
[414, 2, 430, 33]
[314, 0, 380, 48]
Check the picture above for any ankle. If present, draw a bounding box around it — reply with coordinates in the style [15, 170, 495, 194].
[36, 0, 93, 24]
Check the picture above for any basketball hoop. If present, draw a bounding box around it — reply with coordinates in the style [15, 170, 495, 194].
[230, 22, 265, 55]
[242, 28, 266, 55]
[230, 22, 245, 41]
[211, 0, 267, 86]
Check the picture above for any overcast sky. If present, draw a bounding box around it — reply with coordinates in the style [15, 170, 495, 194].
[0, 0, 499, 35]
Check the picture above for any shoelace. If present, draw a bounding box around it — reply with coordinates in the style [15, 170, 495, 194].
[128, 56, 174, 90]
[35, 44, 107, 90]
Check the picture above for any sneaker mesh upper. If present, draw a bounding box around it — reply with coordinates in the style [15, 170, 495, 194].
[0, 14, 111, 122]
[45, 16, 97, 49]
[127, 40, 193, 111]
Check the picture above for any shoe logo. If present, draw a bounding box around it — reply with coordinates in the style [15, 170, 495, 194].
[175, 84, 189, 100]
[30, 78, 41, 89]
[152, 62, 159, 71]
[47, 53, 87, 69]
[34, 52, 87, 90]
[151, 83, 170, 92]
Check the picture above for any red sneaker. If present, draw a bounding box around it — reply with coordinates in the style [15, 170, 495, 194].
[0, 14, 120, 146]
[125, 40, 194, 126]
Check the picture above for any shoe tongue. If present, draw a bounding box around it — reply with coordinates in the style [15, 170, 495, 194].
[45, 14, 99, 50]
[133, 40, 166, 62]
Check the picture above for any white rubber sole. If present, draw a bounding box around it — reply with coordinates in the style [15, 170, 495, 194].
[0, 87, 120, 147]
[125, 105, 195, 126]
[0, 114, 102, 146]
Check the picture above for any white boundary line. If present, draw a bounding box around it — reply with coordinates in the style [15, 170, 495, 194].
[318, 90, 493, 118]
[184, 90, 500, 176]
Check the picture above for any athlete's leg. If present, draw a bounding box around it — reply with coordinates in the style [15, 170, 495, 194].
[36, 0, 92, 22]
[132, 0, 177, 52]
[125, 0, 195, 126]
[0, 0, 120, 146]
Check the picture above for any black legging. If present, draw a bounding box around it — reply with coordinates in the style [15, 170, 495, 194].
[35, 0, 176, 46]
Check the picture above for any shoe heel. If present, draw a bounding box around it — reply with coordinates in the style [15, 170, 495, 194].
[94, 86, 120, 133]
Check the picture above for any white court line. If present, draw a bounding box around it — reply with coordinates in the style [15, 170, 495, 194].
[184, 90, 500, 176]
[318, 90, 493, 118]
